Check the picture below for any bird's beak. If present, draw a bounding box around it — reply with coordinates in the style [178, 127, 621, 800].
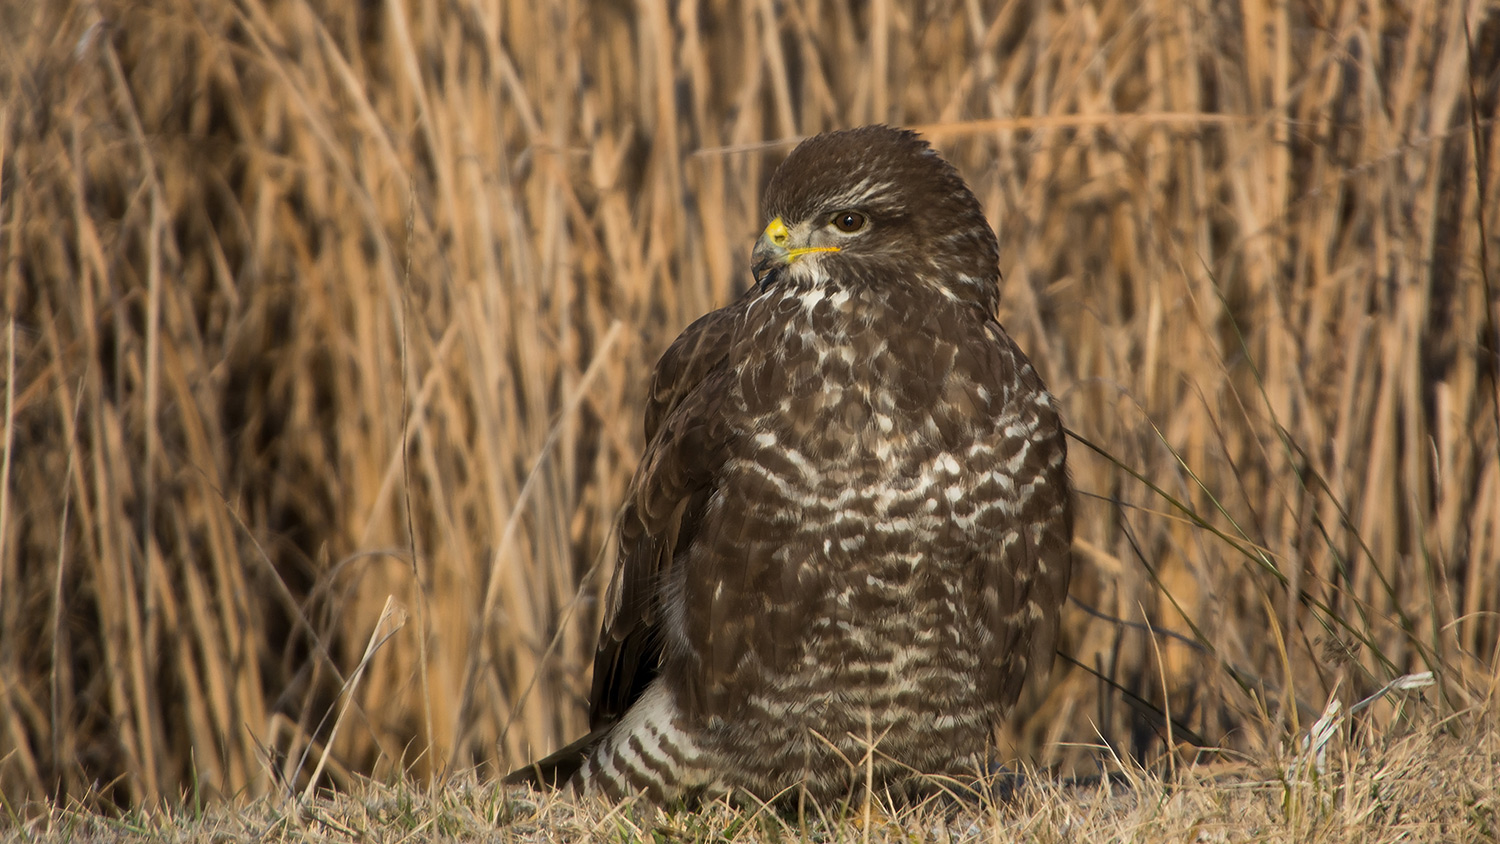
[751, 217, 839, 283]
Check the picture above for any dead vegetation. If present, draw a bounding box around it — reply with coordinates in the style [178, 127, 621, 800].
[0, 0, 1497, 835]
[12, 711, 1500, 842]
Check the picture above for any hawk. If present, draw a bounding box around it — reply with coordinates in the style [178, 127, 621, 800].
[507, 125, 1072, 805]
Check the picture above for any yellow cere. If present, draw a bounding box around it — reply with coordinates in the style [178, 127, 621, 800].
[762, 216, 840, 259]
[762, 216, 791, 245]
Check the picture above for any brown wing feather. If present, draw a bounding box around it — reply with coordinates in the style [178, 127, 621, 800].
[973, 319, 1073, 707]
[507, 303, 743, 788]
[587, 303, 744, 729]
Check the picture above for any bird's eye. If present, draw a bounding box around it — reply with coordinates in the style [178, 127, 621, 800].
[832, 211, 867, 233]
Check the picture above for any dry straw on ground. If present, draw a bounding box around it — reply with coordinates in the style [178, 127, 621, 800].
[12, 712, 1500, 842]
[0, 0, 1497, 834]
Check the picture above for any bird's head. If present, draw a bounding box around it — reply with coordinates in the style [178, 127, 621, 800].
[751, 125, 1001, 311]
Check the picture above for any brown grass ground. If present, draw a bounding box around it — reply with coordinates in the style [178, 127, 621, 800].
[13, 711, 1500, 842]
[1, 0, 1498, 838]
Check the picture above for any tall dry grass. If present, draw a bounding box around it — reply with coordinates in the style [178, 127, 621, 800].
[0, 0, 1496, 813]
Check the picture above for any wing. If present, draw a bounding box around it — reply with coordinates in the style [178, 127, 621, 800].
[971, 319, 1074, 708]
[505, 303, 743, 789]
[587, 302, 744, 729]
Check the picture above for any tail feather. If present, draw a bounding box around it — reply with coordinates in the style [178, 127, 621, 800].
[503, 728, 606, 790]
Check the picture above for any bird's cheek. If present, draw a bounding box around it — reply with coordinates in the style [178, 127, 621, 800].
[806, 231, 844, 252]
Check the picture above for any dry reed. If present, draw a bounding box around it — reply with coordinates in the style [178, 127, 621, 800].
[0, 0, 1496, 822]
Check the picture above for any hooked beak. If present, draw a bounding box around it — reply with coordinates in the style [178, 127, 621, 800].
[751, 217, 839, 283]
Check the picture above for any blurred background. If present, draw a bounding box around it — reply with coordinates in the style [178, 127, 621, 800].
[1, 0, 1496, 811]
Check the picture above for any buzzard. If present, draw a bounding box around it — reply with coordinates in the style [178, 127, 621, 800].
[507, 125, 1072, 805]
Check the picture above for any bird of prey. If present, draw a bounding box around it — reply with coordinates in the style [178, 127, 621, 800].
[506, 125, 1072, 806]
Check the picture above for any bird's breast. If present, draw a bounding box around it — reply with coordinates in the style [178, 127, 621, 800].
[674, 281, 1026, 794]
[731, 280, 993, 476]
[721, 282, 1006, 582]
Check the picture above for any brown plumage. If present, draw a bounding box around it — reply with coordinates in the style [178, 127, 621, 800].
[506, 125, 1072, 805]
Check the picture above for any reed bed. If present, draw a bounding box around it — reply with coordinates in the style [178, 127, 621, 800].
[0, 0, 1496, 827]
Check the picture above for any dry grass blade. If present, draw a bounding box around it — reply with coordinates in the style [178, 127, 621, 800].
[298, 596, 406, 803]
